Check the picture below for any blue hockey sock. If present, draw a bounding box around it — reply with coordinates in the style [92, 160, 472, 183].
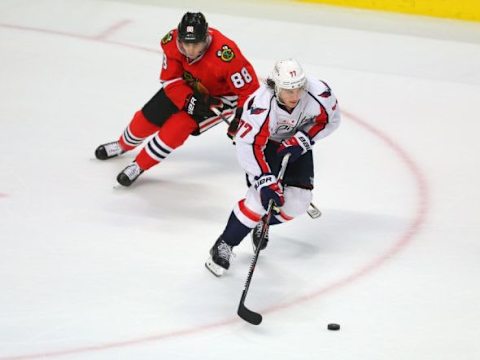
[221, 212, 252, 246]
[269, 215, 282, 225]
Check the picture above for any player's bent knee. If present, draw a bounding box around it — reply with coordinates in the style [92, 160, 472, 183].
[142, 88, 179, 126]
[243, 186, 268, 217]
[157, 112, 198, 148]
[233, 199, 264, 228]
[282, 187, 312, 218]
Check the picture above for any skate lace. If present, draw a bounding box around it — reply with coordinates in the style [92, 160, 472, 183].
[105, 141, 123, 156]
[123, 163, 142, 180]
[218, 242, 233, 261]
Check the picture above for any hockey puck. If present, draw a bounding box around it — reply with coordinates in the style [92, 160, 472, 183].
[327, 323, 340, 331]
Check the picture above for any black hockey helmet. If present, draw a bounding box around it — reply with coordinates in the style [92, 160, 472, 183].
[177, 12, 208, 43]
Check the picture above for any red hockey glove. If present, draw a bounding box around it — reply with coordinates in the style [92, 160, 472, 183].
[277, 131, 313, 163]
[253, 173, 284, 210]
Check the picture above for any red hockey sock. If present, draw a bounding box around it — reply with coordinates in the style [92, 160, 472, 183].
[119, 110, 160, 151]
[135, 112, 198, 170]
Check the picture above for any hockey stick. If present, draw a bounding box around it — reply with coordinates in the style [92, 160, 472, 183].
[210, 104, 235, 125]
[212, 106, 322, 220]
[237, 153, 291, 325]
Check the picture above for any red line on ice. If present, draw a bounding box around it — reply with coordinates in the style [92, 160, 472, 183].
[0, 23, 160, 54]
[93, 19, 132, 40]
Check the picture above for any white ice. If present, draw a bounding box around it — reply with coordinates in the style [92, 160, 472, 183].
[1, 0, 480, 359]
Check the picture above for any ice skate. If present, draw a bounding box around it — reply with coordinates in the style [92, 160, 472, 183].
[205, 237, 233, 277]
[95, 141, 125, 160]
[251, 221, 268, 252]
[116, 162, 144, 186]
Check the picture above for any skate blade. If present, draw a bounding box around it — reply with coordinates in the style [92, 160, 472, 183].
[113, 184, 129, 190]
[307, 207, 322, 219]
[205, 257, 225, 277]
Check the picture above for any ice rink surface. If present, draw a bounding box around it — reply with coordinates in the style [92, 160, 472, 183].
[1, 0, 480, 359]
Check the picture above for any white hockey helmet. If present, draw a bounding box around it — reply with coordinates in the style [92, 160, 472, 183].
[271, 58, 306, 92]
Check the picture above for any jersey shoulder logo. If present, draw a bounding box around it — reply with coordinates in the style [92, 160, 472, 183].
[161, 31, 173, 45]
[250, 106, 267, 115]
[318, 80, 332, 97]
[216, 45, 235, 62]
[319, 90, 331, 98]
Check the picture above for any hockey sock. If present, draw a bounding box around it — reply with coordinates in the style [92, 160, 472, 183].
[269, 216, 282, 225]
[135, 112, 197, 170]
[135, 133, 173, 170]
[119, 110, 159, 150]
[272, 210, 294, 224]
[222, 211, 253, 247]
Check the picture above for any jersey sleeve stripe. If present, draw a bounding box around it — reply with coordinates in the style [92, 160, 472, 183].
[161, 77, 183, 88]
[307, 91, 329, 138]
[252, 112, 271, 174]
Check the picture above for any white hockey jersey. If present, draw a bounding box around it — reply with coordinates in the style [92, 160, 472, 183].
[235, 76, 341, 178]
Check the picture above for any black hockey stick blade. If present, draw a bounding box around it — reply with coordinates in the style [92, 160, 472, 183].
[238, 302, 262, 325]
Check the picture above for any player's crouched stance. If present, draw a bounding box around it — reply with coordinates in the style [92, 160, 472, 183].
[205, 59, 341, 277]
[95, 12, 258, 186]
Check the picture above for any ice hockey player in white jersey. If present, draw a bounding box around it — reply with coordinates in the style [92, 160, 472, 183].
[205, 58, 341, 276]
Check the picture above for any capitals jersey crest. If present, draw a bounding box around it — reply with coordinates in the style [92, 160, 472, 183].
[250, 106, 267, 115]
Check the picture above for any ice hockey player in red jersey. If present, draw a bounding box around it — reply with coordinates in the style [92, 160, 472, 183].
[95, 12, 259, 186]
[205, 59, 341, 276]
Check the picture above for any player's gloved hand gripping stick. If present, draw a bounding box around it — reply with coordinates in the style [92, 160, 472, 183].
[209, 105, 321, 219]
[237, 153, 290, 325]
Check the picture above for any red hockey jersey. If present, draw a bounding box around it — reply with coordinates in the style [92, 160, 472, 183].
[159, 27, 259, 110]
